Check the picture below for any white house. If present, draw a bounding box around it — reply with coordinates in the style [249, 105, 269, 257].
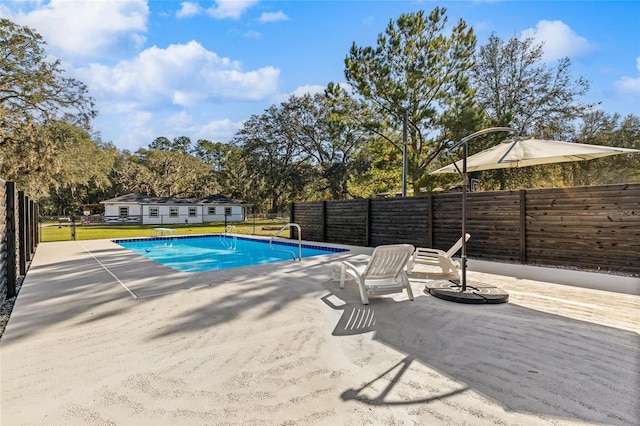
[100, 193, 249, 225]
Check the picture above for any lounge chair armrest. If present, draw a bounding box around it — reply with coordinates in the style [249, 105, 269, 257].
[339, 260, 361, 288]
[412, 247, 447, 266]
[437, 253, 460, 274]
[414, 247, 447, 257]
[341, 260, 359, 273]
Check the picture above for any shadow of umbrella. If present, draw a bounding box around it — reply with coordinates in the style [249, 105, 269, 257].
[340, 355, 470, 406]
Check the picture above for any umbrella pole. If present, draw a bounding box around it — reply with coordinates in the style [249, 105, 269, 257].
[428, 127, 516, 303]
[444, 127, 516, 293]
[461, 143, 468, 292]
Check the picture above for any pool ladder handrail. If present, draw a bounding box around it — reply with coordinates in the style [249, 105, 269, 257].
[269, 223, 302, 261]
[220, 225, 237, 249]
[223, 225, 237, 235]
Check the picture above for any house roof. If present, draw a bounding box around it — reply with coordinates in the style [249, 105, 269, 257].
[101, 193, 247, 205]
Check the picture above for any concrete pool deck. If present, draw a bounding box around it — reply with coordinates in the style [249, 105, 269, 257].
[1, 239, 638, 425]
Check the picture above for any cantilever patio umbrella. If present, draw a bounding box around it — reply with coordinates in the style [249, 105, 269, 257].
[432, 137, 640, 174]
[429, 135, 640, 302]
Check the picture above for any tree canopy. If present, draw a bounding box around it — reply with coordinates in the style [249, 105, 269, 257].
[344, 8, 479, 193]
[467, 33, 596, 190]
[0, 18, 97, 193]
[471, 33, 591, 139]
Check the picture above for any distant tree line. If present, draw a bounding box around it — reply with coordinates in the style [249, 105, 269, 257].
[1, 10, 638, 216]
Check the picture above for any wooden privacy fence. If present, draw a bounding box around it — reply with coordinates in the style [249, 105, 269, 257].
[291, 183, 640, 275]
[0, 179, 39, 304]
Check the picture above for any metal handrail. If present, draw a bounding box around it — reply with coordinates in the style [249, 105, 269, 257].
[220, 225, 237, 249]
[269, 223, 302, 261]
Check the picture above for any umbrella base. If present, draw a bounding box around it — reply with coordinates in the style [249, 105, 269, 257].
[425, 280, 509, 304]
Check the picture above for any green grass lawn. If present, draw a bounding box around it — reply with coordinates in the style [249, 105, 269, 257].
[40, 219, 290, 242]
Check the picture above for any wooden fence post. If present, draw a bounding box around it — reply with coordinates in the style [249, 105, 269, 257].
[427, 195, 434, 248]
[292, 202, 296, 239]
[365, 199, 370, 247]
[520, 189, 527, 263]
[321, 201, 327, 242]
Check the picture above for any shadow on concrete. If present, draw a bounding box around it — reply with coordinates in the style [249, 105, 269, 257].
[320, 276, 639, 425]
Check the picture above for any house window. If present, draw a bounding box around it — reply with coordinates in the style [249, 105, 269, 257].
[169, 207, 178, 217]
[208, 207, 216, 215]
[149, 207, 159, 218]
[188, 207, 197, 217]
[224, 207, 232, 216]
[119, 207, 128, 217]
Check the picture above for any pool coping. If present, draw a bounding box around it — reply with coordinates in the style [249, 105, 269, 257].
[113, 232, 351, 253]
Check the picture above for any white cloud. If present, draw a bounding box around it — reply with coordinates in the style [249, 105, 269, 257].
[76, 40, 280, 109]
[521, 20, 592, 63]
[243, 30, 262, 39]
[258, 11, 288, 23]
[166, 111, 193, 128]
[100, 110, 155, 151]
[362, 15, 375, 27]
[157, 115, 243, 144]
[272, 84, 326, 104]
[176, 2, 202, 18]
[174, 0, 259, 20]
[191, 118, 243, 142]
[126, 111, 154, 129]
[614, 57, 640, 100]
[290, 85, 325, 97]
[2, 0, 148, 59]
[98, 111, 242, 150]
[172, 90, 209, 107]
[205, 0, 258, 20]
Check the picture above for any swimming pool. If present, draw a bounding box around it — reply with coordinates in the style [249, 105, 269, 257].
[115, 234, 349, 273]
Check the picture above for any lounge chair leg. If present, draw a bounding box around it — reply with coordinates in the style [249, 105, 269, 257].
[358, 280, 369, 305]
[405, 279, 415, 301]
[330, 266, 338, 281]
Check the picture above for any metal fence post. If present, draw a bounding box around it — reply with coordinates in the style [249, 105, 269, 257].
[6, 182, 17, 298]
[34, 202, 39, 247]
[18, 190, 26, 275]
[29, 199, 35, 254]
[71, 216, 77, 240]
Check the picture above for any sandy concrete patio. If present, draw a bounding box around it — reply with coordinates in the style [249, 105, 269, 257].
[1, 239, 638, 425]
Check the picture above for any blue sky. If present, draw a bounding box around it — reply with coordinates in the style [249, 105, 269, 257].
[2, 1, 639, 152]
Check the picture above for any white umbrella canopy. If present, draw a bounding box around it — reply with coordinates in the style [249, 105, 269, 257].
[432, 138, 640, 174]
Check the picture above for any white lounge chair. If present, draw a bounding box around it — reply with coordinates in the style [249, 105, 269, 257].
[338, 244, 415, 305]
[409, 234, 470, 281]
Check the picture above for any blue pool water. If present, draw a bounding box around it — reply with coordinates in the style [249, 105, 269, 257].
[115, 234, 348, 273]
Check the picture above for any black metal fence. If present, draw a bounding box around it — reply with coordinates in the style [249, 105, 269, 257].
[0, 179, 39, 305]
